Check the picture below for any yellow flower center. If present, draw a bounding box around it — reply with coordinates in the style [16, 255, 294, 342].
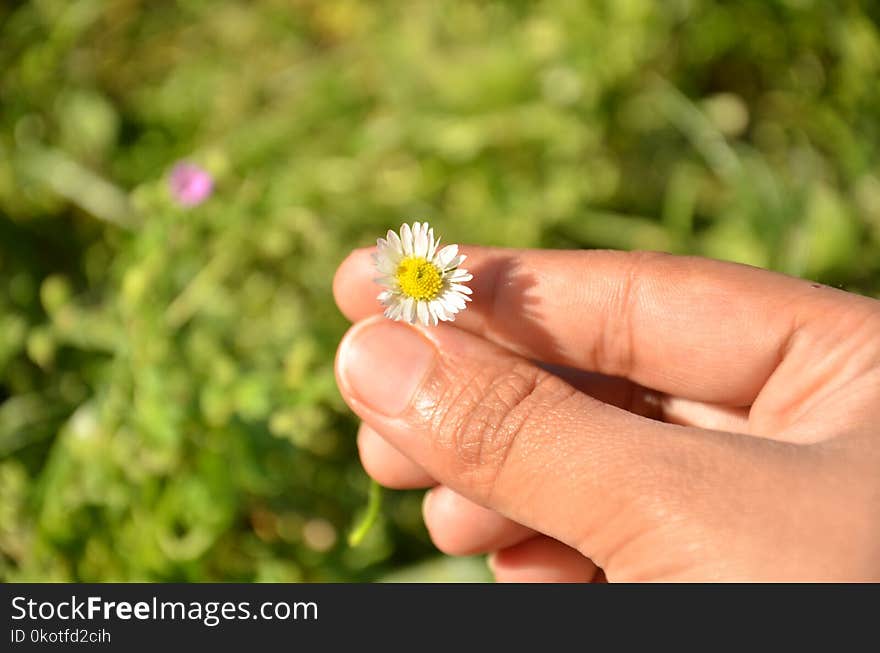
[395, 257, 443, 301]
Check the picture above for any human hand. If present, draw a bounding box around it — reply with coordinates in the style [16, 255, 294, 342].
[333, 247, 880, 581]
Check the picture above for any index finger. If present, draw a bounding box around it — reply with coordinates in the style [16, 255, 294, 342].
[334, 246, 874, 405]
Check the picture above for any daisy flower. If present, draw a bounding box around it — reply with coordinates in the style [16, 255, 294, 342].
[373, 222, 473, 326]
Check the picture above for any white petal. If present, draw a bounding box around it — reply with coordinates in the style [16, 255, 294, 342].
[440, 302, 461, 321]
[377, 237, 403, 268]
[448, 301, 465, 313]
[374, 249, 398, 273]
[414, 225, 428, 258]
[445, 292, 467, 310]
[387, 299, 404, 320]
[428, 231, 439, 260]
[430, 300, 449, 321]
[377, 290, 393, 303]
[416, 300, 430, 326]
[449, 269, 472, 282]
[388, 247, 405, 266]
[435, 244, 459, 269]
[450, 283, 472, 294]
[425, 226, 434, 256]
[377, 260, 397, 276]
[400, 223, 414, 256]
[443, 255, 465, 271]
[386, 230, 403, 255]
[403, 297, 416, 324]
[439, 295, 460, 314]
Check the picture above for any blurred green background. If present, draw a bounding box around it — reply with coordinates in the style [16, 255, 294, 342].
[1, 0, 879, 582]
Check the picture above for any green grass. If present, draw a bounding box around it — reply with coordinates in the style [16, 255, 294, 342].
[1, 0, 878, 581]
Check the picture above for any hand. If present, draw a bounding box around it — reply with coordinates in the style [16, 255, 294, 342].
[333, 247, 880, 581]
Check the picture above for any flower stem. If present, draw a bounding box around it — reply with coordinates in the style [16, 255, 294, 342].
[347, 479, 382, 547]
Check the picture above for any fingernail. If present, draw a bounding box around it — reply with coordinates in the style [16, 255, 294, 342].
[340, 319, 436, 416]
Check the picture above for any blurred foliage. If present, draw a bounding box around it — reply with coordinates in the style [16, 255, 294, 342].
[1, 0, 879, 581]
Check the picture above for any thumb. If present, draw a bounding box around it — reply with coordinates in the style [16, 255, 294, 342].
[335, 316, 802, 576]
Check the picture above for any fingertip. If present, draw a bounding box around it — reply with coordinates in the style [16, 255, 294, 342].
[422, 487, 465, 555]
[357, 422, 435, 489]
[422, 486, 533, 556]
[333, 247, 378, 322]
[490, 536, 599, 583]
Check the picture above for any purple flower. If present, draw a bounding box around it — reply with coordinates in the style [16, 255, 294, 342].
[169, 162, 214, 207]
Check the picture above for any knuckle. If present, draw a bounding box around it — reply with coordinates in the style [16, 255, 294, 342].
[429, 360, 574, 493]
[594, 250, 670, 377]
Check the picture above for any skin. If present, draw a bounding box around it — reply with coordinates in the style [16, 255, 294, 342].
[334, 247, 880, 581]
